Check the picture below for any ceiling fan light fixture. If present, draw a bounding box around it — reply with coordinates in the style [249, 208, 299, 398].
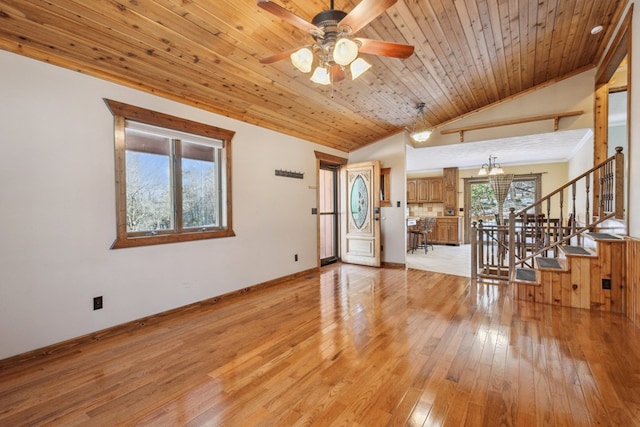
[333, 38, 359, 66]
[310, 66, 331, 85]
[350, 57, 371, 79]
[290, 47, 313, 73]
[410, 102, 432, 143]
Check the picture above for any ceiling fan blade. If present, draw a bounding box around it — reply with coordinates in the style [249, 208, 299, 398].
[356, 38, 414, 59]
[338, 0, 398, 34]
[257, 0, 321, 34]
[260, 47, 304, 64]
[329, 65, 346, 82]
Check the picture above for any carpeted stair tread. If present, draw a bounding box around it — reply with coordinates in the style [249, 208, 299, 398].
[587, 232, 622, 240]
[537, 257, 563, 270]
[561, 245, 593, 256]
[515, 268, 537, 282]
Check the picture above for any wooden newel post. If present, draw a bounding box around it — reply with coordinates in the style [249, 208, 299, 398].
[508, 208, 516, 281]
[478, 220, 485, 278]
[471, 221, 478, 280]
[614, 147, 624, 220]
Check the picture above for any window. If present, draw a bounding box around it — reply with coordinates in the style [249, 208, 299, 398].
[466, 174, 541, 224]
[105, 99, 235, 248]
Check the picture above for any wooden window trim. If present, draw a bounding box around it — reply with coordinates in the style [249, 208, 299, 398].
[105, 99, 235, 248]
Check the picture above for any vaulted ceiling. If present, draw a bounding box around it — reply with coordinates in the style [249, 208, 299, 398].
[0, 0, 627, 152]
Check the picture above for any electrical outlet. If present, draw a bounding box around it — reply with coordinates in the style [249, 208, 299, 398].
[602, 278, 612, 290]
[93, 296, 103, 310]
[294, 254, 298, 262]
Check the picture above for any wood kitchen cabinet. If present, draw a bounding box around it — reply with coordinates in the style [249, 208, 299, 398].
[417, 179, 429, 202]
[407, 179, 417, 203]
[443, 167, 458, 215]
[408, 177, 443, 203]
[434, 217, 461, 245]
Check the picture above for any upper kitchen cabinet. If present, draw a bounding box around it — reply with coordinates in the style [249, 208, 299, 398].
[408, 178, 443, 203]
[443, 167, 459, 215]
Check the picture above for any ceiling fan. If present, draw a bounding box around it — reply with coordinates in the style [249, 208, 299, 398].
[258, 0, 415, 85]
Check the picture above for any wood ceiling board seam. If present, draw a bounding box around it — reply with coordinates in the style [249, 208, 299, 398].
[0, 15, 362, 149]
[544, 0, 576, 82]
[421, 0, 480, 114]
[453, 0, 497, 106]
[498, 2, 522, 92]
[483, 0, 512, 98]
[401, 0, 469, 118]
[536, 0, 559, 84]
[458, 0, 503, 107]
[555, 1, 586, 84]
[572, 1, 619, 71]
[19, 0, 281, 94]
[378, 3, 454, 122]
[440, 0, 492, 107]
[506, 0, 523, 94]
[520, 1, 538, 89]
[390, 10, 470, 124]
[201, 1, 416, 135]
[474, 0, 509, 101]
[516, 0, 532, 90]
[432, 63, 595, 131]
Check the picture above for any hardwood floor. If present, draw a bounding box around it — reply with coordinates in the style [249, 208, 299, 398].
[2, 263, 640, 426]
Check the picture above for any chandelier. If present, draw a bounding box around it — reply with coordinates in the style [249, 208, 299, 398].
[410, 102, 432, 143]
[478, 156, 504, 176]
[289, 10, 372, 85]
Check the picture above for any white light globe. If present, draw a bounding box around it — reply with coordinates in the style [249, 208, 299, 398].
[290, 47, 313, 73]
[333, 38, 358, 66]
[350, 57, 372, 79]
[310, 66, 331, 85]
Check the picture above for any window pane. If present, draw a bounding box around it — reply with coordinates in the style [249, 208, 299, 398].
[125, 133, 173, 232]
[319, 169, 335, 213]
[181, 141, 218, 229]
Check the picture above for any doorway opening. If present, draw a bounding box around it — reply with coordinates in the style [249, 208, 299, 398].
[319, 165, 339, 266]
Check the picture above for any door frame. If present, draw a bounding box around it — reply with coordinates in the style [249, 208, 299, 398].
[315, 151, 348, 268]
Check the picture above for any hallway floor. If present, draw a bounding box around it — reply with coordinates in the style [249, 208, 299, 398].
[406, 244, 471, 277]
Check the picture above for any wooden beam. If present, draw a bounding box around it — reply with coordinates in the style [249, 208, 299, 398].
[440, 110, 584, 142]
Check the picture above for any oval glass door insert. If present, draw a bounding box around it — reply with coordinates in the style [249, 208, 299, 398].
[350, 174, 368, 229]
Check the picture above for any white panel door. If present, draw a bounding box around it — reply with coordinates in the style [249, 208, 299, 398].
[341, 161, 381, 267]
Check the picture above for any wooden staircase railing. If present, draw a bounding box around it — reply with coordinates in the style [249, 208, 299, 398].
[471, 147, 624, 282]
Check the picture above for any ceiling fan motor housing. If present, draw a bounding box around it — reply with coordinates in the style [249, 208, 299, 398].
[311, 10, 350, 63]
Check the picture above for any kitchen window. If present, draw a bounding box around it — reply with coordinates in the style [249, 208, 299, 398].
[105, 99, 235, 248]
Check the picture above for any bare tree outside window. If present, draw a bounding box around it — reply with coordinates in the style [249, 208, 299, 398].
[106, 99, 234, 248]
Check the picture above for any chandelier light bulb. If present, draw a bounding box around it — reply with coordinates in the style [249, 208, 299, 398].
[333, 38, 359, 66]
[290, 47, 313, 73]
[350, 58, 372, 80]
[310, 66, 331, 85]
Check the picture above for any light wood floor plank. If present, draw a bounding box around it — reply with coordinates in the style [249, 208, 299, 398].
[2, 263, 640, 425]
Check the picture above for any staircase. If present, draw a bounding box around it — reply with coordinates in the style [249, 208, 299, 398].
[471, 147, 626, 313]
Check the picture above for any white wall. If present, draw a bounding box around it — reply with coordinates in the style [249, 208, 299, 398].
[348, 132, 408, 265]
[0, 51, 346, 359]
[423, 70, 596, 148]
[567, 132, 595, 224]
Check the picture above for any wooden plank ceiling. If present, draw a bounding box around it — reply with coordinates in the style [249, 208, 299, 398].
[0, 0, 627, 152]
